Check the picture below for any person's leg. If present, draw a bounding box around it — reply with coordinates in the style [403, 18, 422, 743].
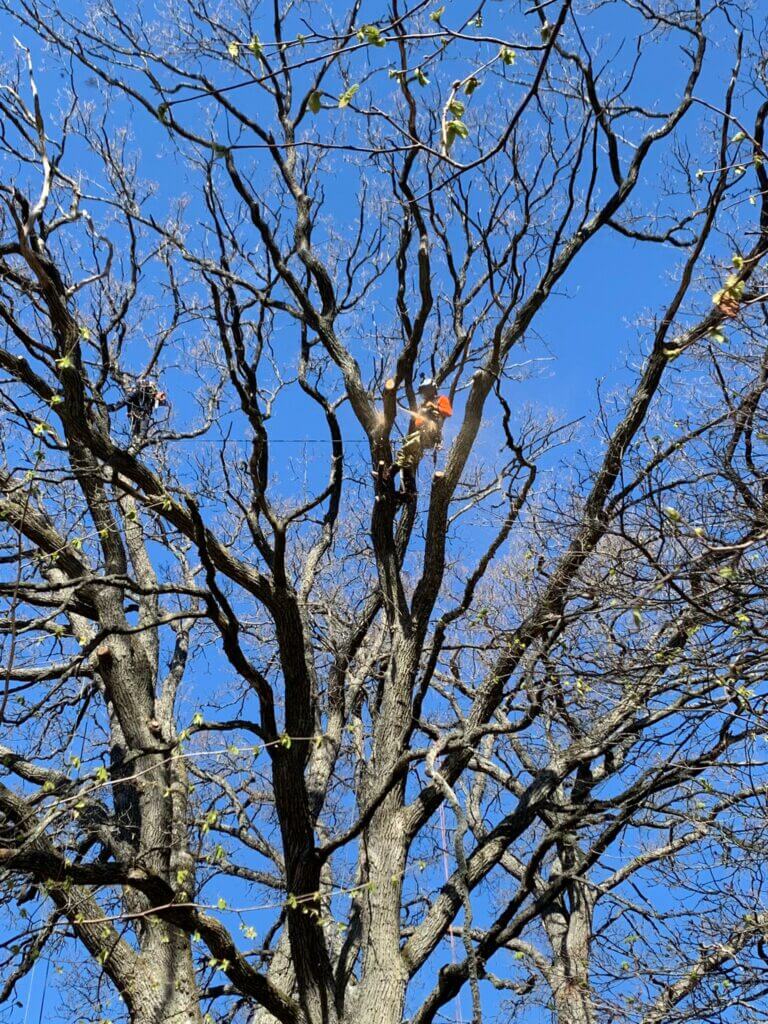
[395, 431, 423, 471]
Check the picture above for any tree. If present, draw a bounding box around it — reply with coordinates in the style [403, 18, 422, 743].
[1, 1, 768, 1022]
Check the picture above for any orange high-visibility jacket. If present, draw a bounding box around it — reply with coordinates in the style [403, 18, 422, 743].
[413, 395, 453, 428]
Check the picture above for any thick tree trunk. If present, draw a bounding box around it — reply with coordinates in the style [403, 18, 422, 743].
[128, 926, 203, 1024]
[349, 635, 414, 1024]
[544, 880, 595, 1024]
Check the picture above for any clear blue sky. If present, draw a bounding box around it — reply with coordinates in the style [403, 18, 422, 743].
[0, 0, 754, 1021]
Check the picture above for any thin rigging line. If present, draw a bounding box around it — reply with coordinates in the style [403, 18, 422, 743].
[35, 958, 50, 1024]
[439, 802, 464, 1024]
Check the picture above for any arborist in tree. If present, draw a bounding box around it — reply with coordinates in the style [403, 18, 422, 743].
[383, 377, 453, 498]
[126, 378, 167, 440]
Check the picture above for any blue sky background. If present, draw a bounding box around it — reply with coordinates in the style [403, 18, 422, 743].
[1, 0, 764, 1021]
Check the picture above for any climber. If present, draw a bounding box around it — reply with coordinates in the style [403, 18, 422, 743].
[127, 379, 167, 440]
[387, 378, 453, 496]
[713, 273, 746, 319]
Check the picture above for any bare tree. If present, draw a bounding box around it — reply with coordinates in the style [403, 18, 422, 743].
[1, 2, 768, 1023]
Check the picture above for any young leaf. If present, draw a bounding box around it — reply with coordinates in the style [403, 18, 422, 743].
[464, 76, 481, 95]
[358, 24, 386, 47]
[430, 5, 445, 21]
[227, 41, 240, 59]
[308, 91, 322, 114]
[414, 67, 429, 86]
[448, 98, 465, 117]
[445, 119, 469, 149]
[338, 84, 359, 108]
[499, 46, 516, 66]
[247, 35, 262, 56]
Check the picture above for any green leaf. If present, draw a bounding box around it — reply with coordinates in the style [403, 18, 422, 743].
[358, 24, 386, 47]
[445, 119, 469, 149]
[448, 98, 465, 117]
[731, 130, 747, 143]
[217, 896, 227, 910]
[56, 354, 74, 371]
[227, 41, 240, 59]
[95, 766, 109, 783]
[247, 34, 262, 57]
[414, 67, 429, 87]
[708, 328, 726, 344]
[307, 90, 322, 114]
[663, 506, 682, 522]
[338, 84, 359, 108]
[499, 46, 516, 66]
[430, 5, 445, 21]
[464, 76, 481, 95]
[279, 732, 292, 749]
[79, 325, 90, 340]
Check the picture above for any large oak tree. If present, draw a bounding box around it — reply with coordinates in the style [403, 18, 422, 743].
[1, 2, 768, 1023]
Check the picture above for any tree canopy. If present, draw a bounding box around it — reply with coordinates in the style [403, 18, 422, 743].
[1, 2, 768, 1023]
